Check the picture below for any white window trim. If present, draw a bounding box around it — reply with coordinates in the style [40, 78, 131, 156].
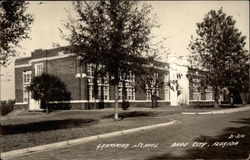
[23, 71, 32, 102]
[192, 92, 201, 101]
[87, 63, 110, 101]
[205, 88, 213, 100]
[34, 63, 44, 76]
[164, 74, 170, 100]
[87, 63, 137, 101]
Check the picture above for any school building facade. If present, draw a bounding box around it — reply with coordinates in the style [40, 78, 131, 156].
[14, 46, 214, 110]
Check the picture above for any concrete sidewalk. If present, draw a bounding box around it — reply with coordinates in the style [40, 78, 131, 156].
[182, 106, 250, 115]
[1, 120, 179, 160]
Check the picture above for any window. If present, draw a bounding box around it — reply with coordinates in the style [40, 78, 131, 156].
[117, 72, 135, 101]
[146, 73, 159, 100]
[86, 64, 137, 101]
[126, 87, 135, 100]
[118, 86, 123, 100]
[146, 84, 159, 100]
[23, 71, 32, 102]
[126, 72, 135, 100]
[193, 93, 201, 101]
[205, 86, 213, 100]
[86, 63, 109, 100]
[164, 74, 170, 100]
[104, 86, 109, 100]
[87, 64, 94, 80]
[192, 78, 200, 100]
[88, 83, 109, 100]
[122, 72, 135, 100]
[126, 71, 135, 82]
[35, 63, 43, 76]
[146, 88, 151, 100]
[88, 85, 93, 100]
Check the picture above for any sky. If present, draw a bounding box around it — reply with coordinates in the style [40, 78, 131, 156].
[0, 1, 249, 100]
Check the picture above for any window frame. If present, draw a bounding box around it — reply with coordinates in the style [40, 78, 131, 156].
[34, 63, 44, 76]
[23, 70, 32, 102]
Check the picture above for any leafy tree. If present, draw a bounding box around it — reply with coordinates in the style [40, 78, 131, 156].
[137, 62, 185, 108]
[188, 8, 249, 107]
[0, 0, 33, 65]
[62, 1, 159, 120]
[27, 73, 71, 113]
[139, 68, 163, 108]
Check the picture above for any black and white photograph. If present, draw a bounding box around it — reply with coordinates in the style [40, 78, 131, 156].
[0, 0, 249, 159]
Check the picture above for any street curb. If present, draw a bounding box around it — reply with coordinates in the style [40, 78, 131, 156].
[181, 106, 250, 115]
[1, 120, 179, 160]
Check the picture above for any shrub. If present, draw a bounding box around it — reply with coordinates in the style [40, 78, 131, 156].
[27, 73, 72, 113]
[0, 100, 15, 116]
[48, 103, 71, 110]
[121, 100, 130, 110]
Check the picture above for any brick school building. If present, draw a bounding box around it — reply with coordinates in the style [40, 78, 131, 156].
[14, 46, 214, 110]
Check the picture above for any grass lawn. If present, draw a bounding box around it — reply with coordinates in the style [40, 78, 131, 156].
[1, 107, 179, 152]
[8, 109, 250, 160]
[1, 105, 246, 152]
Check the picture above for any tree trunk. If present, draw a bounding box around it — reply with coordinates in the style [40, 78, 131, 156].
[151, 99, 154, 108]
[46, 104, 49, 114]
[230, 92, 234, 107]
[94, 98, 97, 109]
[214, 87, 220, 108]
[42, 101, 49, 114]
[214, 102, 219, 108]
[155, 97, 158, 108]
[151, 92, 154, 108]
[230, 96, 234, 107]
[239, 92, 246, 105]
[114, 83, 119, 120]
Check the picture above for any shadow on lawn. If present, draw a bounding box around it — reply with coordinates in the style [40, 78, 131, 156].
[147, 118, 250, 160]
[1, 118, 99, 135]
[102, 111, 157, 119]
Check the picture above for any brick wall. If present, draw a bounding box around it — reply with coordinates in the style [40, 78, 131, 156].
[46, 55, 82, 100]
[15, 57, 31, 65]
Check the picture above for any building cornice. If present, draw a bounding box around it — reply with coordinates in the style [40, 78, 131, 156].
[15, 53, 76, 68]
[15, 64, 32, 68]
[29, 53, 75, 63]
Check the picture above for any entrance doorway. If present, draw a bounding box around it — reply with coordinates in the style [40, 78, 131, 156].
[28, 92, 42, 111]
